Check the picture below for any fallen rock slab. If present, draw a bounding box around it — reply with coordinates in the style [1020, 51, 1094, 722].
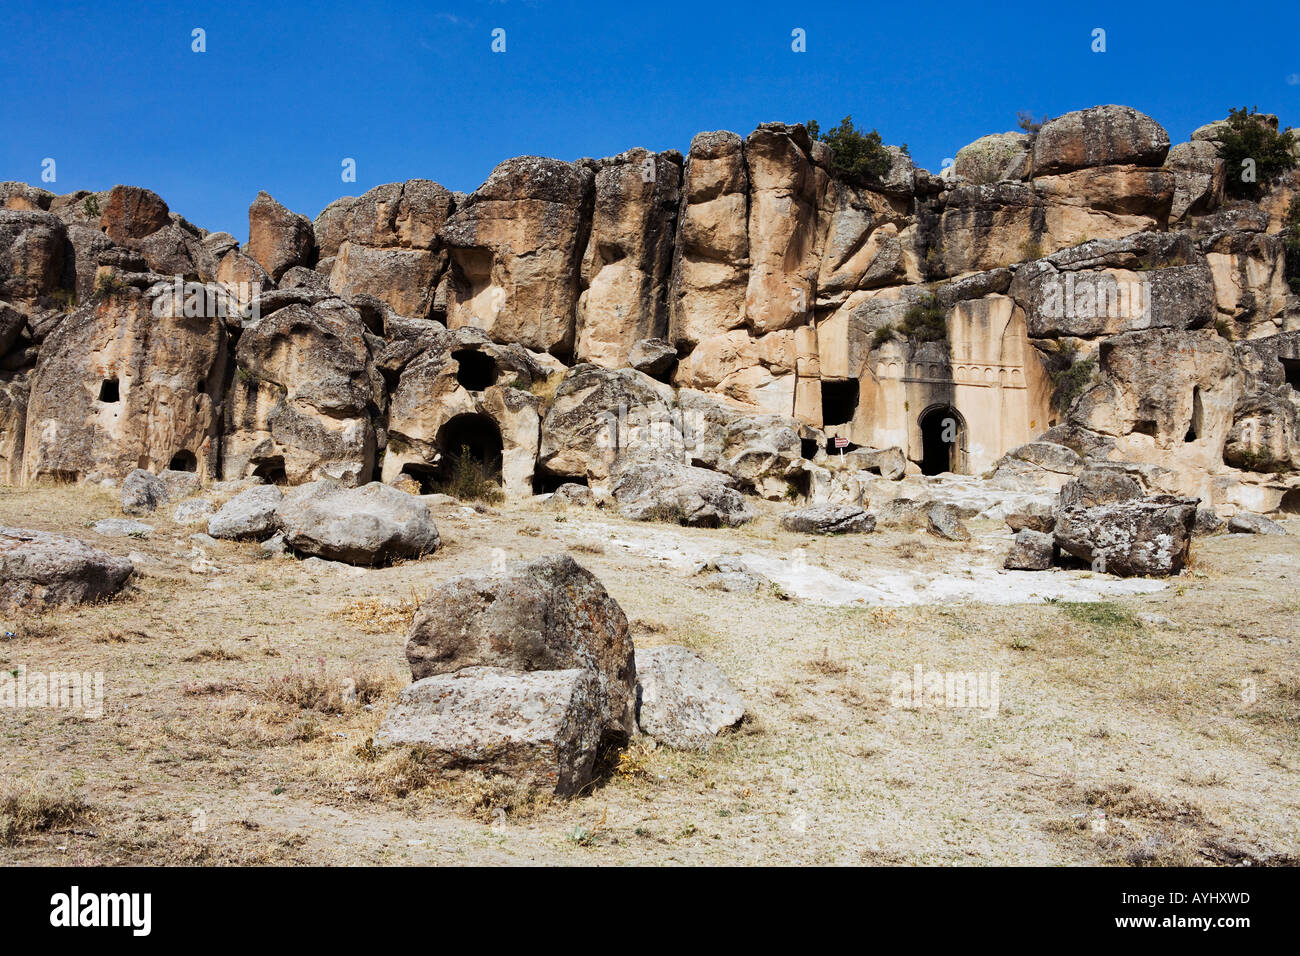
[375, 666, 602, 797]
[121, 469, 167, 515]
[780, 504, 876, 535]
[1053, 496, 1198, 577]
[276, 481, 440, 565]
[927, 502, 972, 541]
[0, 526, 134, 611]
[634, 645, 745, 749]
[92, 518, 153, 538]
[172, 499, 215, 525]
[404, 554, 635, 740]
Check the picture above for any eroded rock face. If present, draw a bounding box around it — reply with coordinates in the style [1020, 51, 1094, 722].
[669, 131, 750, 347]
[0, 525, 133, 611]
[576, 150, 681, 368]
[1053, 495, 1198, 576]
[375, 666, 603, 797]
[404, 554, 635, 742]
[0, 377, 27, 484]
[24, 286, 227, 482]
[441, 157, 594, 355]
[634, 645, 745, 749]
[0, 210, 66, 302]
[99, 186, 170, 244]
[223, 300, 382, 486]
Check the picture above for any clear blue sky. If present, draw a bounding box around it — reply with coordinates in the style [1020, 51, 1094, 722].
[2, 0, 1297, 240]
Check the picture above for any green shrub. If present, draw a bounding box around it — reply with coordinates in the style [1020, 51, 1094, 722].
[899, 294, 947, 343]
[871, 324, 898, 348]
[1049, 342, 1097, 412]
[436, 444, 504, 504]
[1218, 106, 1298, 199]
[1017, 111, 1050, 134]
[82, 195, 100, 219]
[806, 116, 899, 186]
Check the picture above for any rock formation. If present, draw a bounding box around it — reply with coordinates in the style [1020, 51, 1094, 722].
[1, 103, 1298, 524]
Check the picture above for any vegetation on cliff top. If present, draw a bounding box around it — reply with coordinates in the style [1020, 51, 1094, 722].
[806, 116, 901, 186]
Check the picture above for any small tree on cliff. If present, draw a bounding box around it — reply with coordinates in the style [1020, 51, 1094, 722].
[807, 116, 900, 186]
[1219, 106, 1297, 198]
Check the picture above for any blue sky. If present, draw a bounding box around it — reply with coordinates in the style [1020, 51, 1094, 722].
[2, 0, 1298, 239]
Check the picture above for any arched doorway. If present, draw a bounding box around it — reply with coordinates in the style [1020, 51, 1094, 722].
[431, 413, 503, 494]
[918, 404, 964, 476]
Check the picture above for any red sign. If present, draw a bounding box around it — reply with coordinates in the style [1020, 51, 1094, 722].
[834, 437, 849, 449]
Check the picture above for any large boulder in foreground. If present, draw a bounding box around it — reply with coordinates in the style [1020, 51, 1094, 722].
[404, 554, 635, 741]
[780, 504, 875, 535]
[0, 526, 133, 611]
[276, 481, 439, 565]
[1004, 529, 1055, 570]
[611, 459, 755, 527]
[634, 645, 745, 750]
[375, 666, 602, 797]
[1053, 496, 1198, 577]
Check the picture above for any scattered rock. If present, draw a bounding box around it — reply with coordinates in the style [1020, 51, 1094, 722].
[926, 502, 972, 541]
[780, 504, 875, 535]
[634, 645, 745, 749]
[0, 526, 134, 611]
[375, 666, 603, 797]
[1193, 507, 1226, 536]
[92, 518, 152, 538]
[549, 483, 593, 506]
[696, 555, 774, 593]
[276, 481, 440, 565]
[172, 499, 216, 525]
[1053, 496, 1199, 577]
[1005, 501, 1056, 534]
[1228, 513, 1286, 535]
[628, 337, 677, 376]
[404, 554, 635, 741]
[1137, 612, 1174, 627]
[121, 469, 167, 516]
[1003, 529, 1055, 570]
[611, 459, 755, 527]
[208, 485, 283, 540]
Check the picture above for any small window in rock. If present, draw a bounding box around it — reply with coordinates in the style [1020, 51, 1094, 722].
[800, 438, 820, 460]
[252, 457, 287, 485]
[1133, 420, 1158, 437]
[821, 379, 859, 427]
[1280, 358, 1300, 391]
[197, 379, 207, 396]
[1184, 387, 1202, 443]
[169, 450, 197, 472]
[452, 349, 497, 392]
[99, 379, 120, 403]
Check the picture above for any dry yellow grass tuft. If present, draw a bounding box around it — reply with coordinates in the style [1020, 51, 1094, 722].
[0, 786, 94, 845]
[331, 594, 422, 634]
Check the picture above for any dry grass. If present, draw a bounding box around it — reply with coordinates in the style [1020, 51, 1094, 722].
[330, 594, 422, 634]
[0, 786, 94, 845]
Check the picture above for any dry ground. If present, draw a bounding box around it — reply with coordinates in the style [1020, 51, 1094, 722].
[1, 480, 1297, 866]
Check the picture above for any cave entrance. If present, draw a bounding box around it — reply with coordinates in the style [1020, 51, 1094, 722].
[821, 379, 859, 427]
[168, 450, 197, 472]
[1280, 489, 1300, 514]
[435, 414, 503, 490]
[251, 455, 287, 485]
[1280, 358, 1300, 392]
[98, 379, 120, 403]
[453, 349, 497, 392]
[919, 404, 964, 476]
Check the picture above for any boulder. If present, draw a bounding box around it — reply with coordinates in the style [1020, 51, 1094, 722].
[1003, 529, 1055, 570]
[953, 132, 1031, 183]
[0, 210, 66, 301]
[1228, 512, 1286, 535]
[1031, 106, 1170, 176]
[99, 185, 170, 243]
[0, 526, 133, 611]
[247, 191, 315, 280]
[92, 518, 152, 538]
[1005, 500, 1056, 534]
[927, 502, 972, 541]
[549, 483, 593, 506]
[611, 458, 755, 527]
[1053, 496, 1198, 577]
[628, 337, 678, 376]
[1058, 466, 1145, 510]
[779, 503, 875, 534]
[634, 645, 745, 749]
[375, 666, 603, 797]
[1193, 507, 1226, 536]
[696, 555, 773, 593]
[404, 554, 635, 741]
[276, 481, 440, 565]
[172, 499, 216, 525]
[121, 468, 167, 515]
